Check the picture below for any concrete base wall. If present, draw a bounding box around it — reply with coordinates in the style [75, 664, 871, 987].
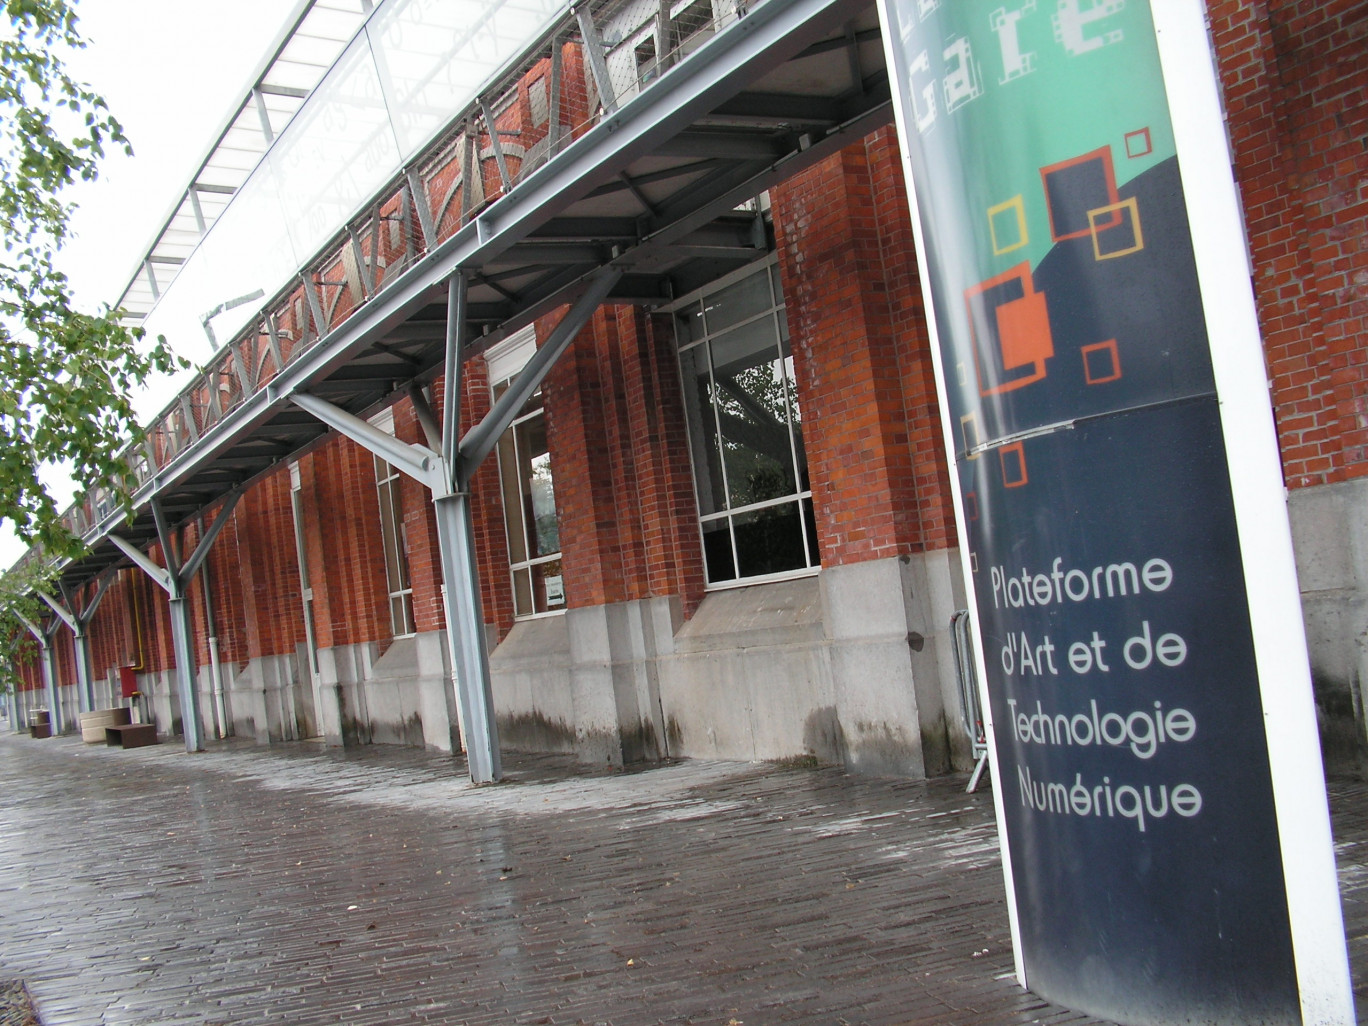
[309, 637, 458, 753]
[490, 616, 577, 753]
[1289, 477, 1368, 772]
[149, 551, 974, 781]
[226, 654, 317, 743]
[467, 551, 974, 777]
[656, 551, 972, 777]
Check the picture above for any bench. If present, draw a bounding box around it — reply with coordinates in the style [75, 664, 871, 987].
[105, 723, 159, 748]
[80, 707, 132, 744]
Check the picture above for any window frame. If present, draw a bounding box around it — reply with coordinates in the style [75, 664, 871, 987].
[487, 329, 567, 620]
[669, 252, 820, 590]
[370, 410, 417, 639]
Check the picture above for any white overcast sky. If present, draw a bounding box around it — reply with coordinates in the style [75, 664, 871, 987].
[0, 0, 292, 568]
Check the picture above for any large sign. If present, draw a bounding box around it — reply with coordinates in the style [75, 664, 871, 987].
[874, 1, 1354, 1023]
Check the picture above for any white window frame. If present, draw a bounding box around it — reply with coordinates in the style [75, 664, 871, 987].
[669, 253, 819, 590]
[370, 409, 416, 638]
[487, 328, 567, 620]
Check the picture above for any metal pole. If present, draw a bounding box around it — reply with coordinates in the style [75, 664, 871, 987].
[167, 594, 205, 753]
[40, 640, 62, 735]
[432, 491, 501, 784]
[73, 626, 95, 714]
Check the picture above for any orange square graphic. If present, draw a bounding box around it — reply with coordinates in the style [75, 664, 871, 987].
[1000, 442, 1028, 489]
[1125, 128, 1152, 158]
[964, 490, 979, 522]
[996, 288, 1051, 371]
[1082, 340, 1121, 384]
[964, 262, 1053, 397]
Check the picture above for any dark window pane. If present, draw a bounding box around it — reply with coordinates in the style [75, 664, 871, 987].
[701, 519, 736, 583]
[512, 566, 533, 619]
[704, 268, 772, 333]
[534, 558, 565, 612]
[733, 502, 806, 578]
[802, 496, 820, 569]
[514, 413, 559, 558]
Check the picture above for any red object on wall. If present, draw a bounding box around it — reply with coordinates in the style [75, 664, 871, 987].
[119, 666, 138, 699]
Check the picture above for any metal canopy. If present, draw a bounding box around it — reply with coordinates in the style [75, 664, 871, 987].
[51, 0, 891, 599]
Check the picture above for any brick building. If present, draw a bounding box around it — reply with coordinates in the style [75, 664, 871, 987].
[10, 0, 1367, 779]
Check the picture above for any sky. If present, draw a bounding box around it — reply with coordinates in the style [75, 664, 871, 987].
[0, 0, 293, 569]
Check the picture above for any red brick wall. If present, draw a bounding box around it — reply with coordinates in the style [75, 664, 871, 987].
[542, 304, 706, 616]
[297, 436, 392, 650]
[1210, 0, 1368, 488]
[230, 471, 305, 660]
[771, 131, 957, 569]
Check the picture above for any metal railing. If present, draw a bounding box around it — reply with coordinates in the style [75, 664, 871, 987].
[950, 608, 990, 793]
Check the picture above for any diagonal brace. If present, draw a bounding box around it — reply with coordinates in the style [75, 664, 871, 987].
[459, 267, 621, 474]
[290, 393, 447, 493]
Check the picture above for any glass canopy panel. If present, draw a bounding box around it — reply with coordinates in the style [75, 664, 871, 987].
[369, 0, 565, 157]
[268, 33, 402, 264]
[141, 246, 221, 371]
[192, 162, 300, 349]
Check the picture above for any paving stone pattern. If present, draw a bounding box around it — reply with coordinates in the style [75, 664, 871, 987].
[0, 734, 1364, 1025]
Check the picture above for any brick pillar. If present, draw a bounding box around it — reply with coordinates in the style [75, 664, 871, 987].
[539, 303, 701, 764]
[770, 135, 971, 775]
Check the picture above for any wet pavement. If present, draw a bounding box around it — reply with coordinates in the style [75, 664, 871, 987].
[0, 730, 1363, 1025]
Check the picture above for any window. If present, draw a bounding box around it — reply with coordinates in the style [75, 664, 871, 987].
[371, 411, 415, 637]
[489, 331, 565, 618]
[675, 256, 818, 585]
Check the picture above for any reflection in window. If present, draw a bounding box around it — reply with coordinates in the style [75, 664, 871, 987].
[676, 256, 817, 585]
[494, 380, 565, 618]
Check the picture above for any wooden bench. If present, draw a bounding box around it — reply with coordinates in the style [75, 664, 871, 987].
[105, 723, 158, 748]
[80, 707, 131, 744]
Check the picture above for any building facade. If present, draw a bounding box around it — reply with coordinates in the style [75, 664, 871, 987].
[11, 0, 1367, 779]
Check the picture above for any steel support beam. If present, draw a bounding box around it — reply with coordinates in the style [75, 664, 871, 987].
[39, 592, 94, 714]
[574, 4, 618, 115]
[459, 266, 622, 471]
[288, 363, 506, 780]
[433, 491, 500, 783]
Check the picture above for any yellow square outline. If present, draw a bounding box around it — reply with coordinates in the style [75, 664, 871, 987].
[1088, 196, 1143, 261]
[988, 195, 1028, 256]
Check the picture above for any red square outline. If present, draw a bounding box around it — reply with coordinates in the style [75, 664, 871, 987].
[1124, 128, 1153, 158]
[1040, 146, 1121, 243]
[1000, 442, 1028, 489]
[1082, 339, 1122, 384]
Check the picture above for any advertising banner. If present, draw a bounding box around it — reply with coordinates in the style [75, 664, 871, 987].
[873, 1, 1353, 1023]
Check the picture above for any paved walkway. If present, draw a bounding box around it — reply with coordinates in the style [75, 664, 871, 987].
[0, 732, 1363, 1025]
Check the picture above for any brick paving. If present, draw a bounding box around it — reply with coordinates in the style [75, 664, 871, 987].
[0, 733, 1363, 1025]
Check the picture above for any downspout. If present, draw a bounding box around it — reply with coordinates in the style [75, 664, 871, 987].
[196, 516, 229, 740]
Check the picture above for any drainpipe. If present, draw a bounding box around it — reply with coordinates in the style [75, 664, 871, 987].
[197, 516, 230, 740]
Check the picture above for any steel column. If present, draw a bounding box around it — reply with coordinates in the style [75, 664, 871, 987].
[40, 638, 61, 734]
[432, 491, 500, 783]
[73, 627, 95, 713]
[167, 593, 204, 752]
